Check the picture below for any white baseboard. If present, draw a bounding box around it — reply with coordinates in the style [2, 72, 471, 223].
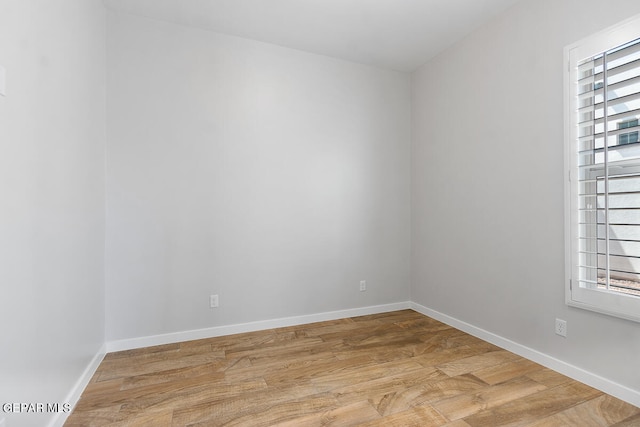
[410, 302, 640, 408]
[106, 302, 412, 353]
[48, 343, 107, 427]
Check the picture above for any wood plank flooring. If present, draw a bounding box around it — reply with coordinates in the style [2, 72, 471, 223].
[65, 310, 640, 426]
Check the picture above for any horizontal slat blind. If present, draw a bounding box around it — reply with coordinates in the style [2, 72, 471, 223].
[577, 37, 640, 297]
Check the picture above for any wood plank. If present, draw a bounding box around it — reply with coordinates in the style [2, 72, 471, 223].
[334, 368, 461, 414]
[431, 376, 547, 420]
[442, 421, 473, 427]
[373, 374, 487, 416]
[101, 408, 173, 427]
[357, 404, 449, 427]
[171, 388, 335, 426]
[223, 350, 341, 384]
[524, 395, 640, 427]
[612, 412, 640, 426]
[270, 401, 381, 426]
[311, 358, 427, 392]
[436, 350, 521, 377]
[120, 362, 223, 390]
[97, 350, 227, 382]
[462, 382, 603, 427]
[525, 367, 574, 388]
[218, 393, 339, 427]
[263, 354, 377, 387]
[470, 358, 543, 386]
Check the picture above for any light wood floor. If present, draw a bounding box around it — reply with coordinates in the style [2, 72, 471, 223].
[65, 310, 640, 426]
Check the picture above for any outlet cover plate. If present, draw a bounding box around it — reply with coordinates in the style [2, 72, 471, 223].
[210, 294, 219, 308]
[555, 318, 567, 337]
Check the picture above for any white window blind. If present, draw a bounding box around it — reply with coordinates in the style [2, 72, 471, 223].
[566, 15, 640, 322]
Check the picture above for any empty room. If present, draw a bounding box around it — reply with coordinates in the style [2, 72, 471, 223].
[2, 0, 640, 426]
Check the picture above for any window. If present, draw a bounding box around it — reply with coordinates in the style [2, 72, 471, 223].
[565, 14, 640, 322]
[618, 119, 639, 145]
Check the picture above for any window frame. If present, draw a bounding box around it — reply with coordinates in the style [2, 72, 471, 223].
[564, 14, 640, 323]
[618, 119, 639, 145]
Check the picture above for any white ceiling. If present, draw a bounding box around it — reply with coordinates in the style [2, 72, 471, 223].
[103, 0, 521, 72]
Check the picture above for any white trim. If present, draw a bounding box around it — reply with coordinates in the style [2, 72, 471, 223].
[410, 302, 640, 408]
[106, 302, 411, 353]
[48, 343, 107, 427]
[564, 13, 640, 61]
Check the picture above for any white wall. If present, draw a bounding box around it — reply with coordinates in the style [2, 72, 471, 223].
[105, 12, 411, 341]
[412, 0, 640, 398]
[0, 1, 106, 426]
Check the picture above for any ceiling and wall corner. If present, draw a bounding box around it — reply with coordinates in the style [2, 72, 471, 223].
[102, 0, 523, 72]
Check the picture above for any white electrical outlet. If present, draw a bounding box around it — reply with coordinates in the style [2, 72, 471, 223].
[359, 280, 366, 292]
[555, 318, 567, 337]
[210, 294, 219, 308]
